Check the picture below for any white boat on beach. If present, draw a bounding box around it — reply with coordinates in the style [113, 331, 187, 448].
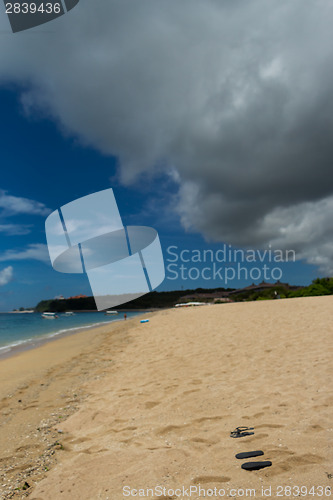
[41, 312, 58, 319]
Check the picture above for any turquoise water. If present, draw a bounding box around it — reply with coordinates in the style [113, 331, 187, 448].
[0, 311, 143, 355]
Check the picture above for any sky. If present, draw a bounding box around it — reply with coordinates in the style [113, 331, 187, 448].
[0, 0, 332, 310]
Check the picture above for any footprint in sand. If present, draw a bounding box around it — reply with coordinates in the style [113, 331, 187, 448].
[253, 412, 265, 418]
[117, 392, 135, 398]
[190, 379, 203, 385]
[22, 404, 39, 410]
[265, 447, 295, 458]
[68, 436, 91, 445]
[145, 401, 160, 409]
[156, 424, 187, 435]
[16, 443, 39, 452]
[79, 446, 109, 455]
[242, 433, 269, 442]
[190, 436, 219, 446]
[307, 424, 324, 432]
[193, 415, 228, 424]
[164, 385, 179, 393]
[112, 426, 137, 433]
[192, 475, 230, 484]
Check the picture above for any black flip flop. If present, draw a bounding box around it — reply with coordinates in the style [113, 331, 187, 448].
[236, 450, 264, 459]
[241, 461, 272, 471]
[230, 426, 254, 438]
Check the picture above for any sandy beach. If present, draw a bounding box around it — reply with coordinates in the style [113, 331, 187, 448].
[0, 296, 332, 499]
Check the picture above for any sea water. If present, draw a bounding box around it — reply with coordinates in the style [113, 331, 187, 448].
[0, 311, 143, 356]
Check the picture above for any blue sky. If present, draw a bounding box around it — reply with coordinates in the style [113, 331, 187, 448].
[0, 86, 320, 311]
[1, 1, 332, 310]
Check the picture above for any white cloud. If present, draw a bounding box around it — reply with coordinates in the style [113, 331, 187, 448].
[1, 0, 333, 273]
[0, 266, 13, 286]
[0, 224, 32, 235]
[0, 190, 51, 217]
[0, 244, 50, 264]
[260, 196, 333, 275]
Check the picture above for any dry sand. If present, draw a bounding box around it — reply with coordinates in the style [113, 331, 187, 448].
[0, 296, 332, 499]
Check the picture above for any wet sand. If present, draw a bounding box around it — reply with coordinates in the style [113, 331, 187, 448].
[0, 297, 332, 499]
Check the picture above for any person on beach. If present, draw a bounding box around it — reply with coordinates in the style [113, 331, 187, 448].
[124, 313, 127, 320]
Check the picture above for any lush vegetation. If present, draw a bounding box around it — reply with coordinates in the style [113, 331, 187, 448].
[231, 278, 333, 302]
[287, 277, 333, 298]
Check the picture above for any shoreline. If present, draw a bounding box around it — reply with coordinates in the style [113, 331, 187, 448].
[0, 318, 124, 361]
[2, 308, 165, 313]
[0, 311, 147, 361]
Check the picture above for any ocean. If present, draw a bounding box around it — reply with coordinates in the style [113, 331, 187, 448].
[0, 311, 143, 357]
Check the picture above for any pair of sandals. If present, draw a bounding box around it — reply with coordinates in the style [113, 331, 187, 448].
[230, 427, 272, 471]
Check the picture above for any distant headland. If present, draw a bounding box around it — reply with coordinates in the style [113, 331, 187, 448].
[12, 277, 333, 313]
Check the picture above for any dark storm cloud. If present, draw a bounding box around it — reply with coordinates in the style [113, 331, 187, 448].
[1, 0, 333, 272]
